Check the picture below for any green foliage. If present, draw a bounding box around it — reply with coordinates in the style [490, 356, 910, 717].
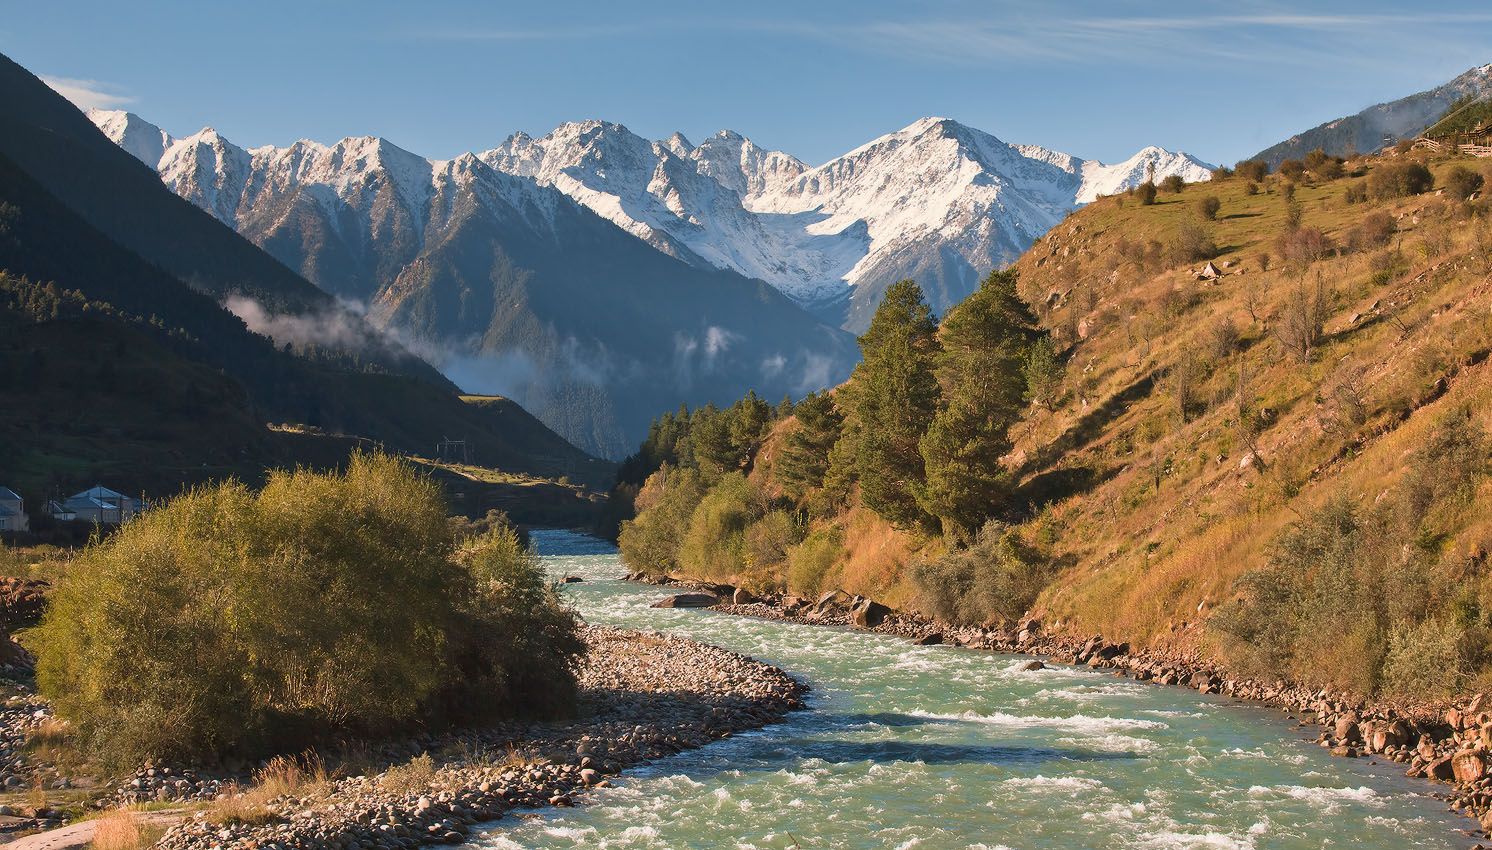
[1444, 165, 1485, 202]
[785, 526, 844, 597]
[1212, 417, 1490, 697]
[618, 464, 706, 574]
[1160, 174, 1186, 194]
[1368, 162, 1434, 200]
[1023, 336, 1064, 411]
[916, 270, 1040, 540]
[743, 510, 804, 583]
[1278, 159, 1306, 181]
[773, 391, 844, 500]
[678, 473, 759, 580]
[1170, 220, 1218, 264]
[1135, 181, 1158, 205]
[910, 522, 1055, 627]
[848, 280, 941, 530]
[1235, 160, 1269, 182]
[27, 452, 582, 767]
[1196, 195, 1222, 221]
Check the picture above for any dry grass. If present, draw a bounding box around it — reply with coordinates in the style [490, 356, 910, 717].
[206, 753, 330, 826]
[91, 808, 144, 850]
[377, 753, 437, 796]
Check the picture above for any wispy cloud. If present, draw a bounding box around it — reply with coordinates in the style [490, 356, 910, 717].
[41, 75, 135, 111]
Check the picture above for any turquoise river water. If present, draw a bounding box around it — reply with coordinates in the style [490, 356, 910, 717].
[477, 529, 1474, 850]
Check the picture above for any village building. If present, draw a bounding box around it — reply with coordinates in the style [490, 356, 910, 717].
[47, 485, 142, 525]
[0, 487, 27, 533]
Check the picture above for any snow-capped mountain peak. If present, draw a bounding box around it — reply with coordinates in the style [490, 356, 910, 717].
[91, 109, 1213, 329]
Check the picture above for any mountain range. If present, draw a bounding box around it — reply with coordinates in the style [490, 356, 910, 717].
[1252, 62, 1492, 166]
[89, 110, 1210, 455]
[0, 51, 607, 496]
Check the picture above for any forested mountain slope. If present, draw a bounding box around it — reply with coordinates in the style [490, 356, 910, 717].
[618, 147, 1492, 702]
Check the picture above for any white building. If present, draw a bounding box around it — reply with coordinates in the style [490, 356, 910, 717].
[51, 486, 141, 525]
[0, 487, 26, 533]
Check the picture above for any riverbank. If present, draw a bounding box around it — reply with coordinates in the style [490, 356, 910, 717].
[634, 576, 1492, 839]
[151, 625, 806, 850]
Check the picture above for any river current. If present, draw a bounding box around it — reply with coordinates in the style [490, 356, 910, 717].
[475, 529, 1472, 849]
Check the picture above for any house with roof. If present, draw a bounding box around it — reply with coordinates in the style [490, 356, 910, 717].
[0, 488, 26, 533]
[48, 486, 141, 526]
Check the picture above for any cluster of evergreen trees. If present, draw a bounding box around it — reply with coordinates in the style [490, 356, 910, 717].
[617, 270, 1057, 584]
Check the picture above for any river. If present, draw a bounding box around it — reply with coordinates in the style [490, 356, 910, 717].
[479, 529, 1472, 850]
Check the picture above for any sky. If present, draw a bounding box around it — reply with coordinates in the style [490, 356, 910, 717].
[4, 1, 1491, 167]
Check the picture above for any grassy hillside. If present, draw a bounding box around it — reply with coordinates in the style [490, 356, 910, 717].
[620, 146, 1492, 701]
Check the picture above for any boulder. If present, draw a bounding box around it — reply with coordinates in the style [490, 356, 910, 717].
[1453, 750, 1486, 784]
[1334, 713, 1361, 745]
[850, 599, 892, 628]
[1370, 720, 1411, 753]
[913, 633, 944, 646]
[649, 592, 719, 609]
[816, 589, 851, 611]
[732, 587, 759, 606]
[1427, 754, 1457, 781]
[562, 575, 584, 583]
[1019, 660, 1045, 671]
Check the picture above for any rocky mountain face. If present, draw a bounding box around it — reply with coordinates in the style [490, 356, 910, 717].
[481, 117, 1211, 329]
[89, 112, 857, 458]
[1252, 63, 1492, 167]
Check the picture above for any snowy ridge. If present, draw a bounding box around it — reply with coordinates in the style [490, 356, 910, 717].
[88, 109, 1213, 326]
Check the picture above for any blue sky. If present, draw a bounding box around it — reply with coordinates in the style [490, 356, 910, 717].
[5, 1, 1491, 166]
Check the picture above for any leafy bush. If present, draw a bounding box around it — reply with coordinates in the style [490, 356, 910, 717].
[786, 526, 844, 597]
[1213, 418, 1490, 697]
[28, 452, 583, 767]
[1170, 220, 1218, 264]
[1275, 225, 1333, 267]
[1349, 211, 1396, 252]
[677, 473, 758, 581]
[1161, 175, 1185, 194]
[618, 465, 706, 574]
[1278, 160, 1306, 181]
[1344, 181, 1368, 204]
[1368, 162, 1434, 200]
[1444, 165, 1485, 202]
[1235, 160, 1269, 182]
[909, 522, 1055, 627]
[1196, 195, 1221, 221]
[1135, 181, 1158, 205]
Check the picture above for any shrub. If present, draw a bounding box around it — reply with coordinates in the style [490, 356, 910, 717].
[1444, 165, 1485, 201]
[743, 510, 803, 580]
[27, 452, 582, 767]
[786, 526, 843, 597]
[1276, 225, 1331, 266]
[1170, 220, 1217, 264]
[1273, 277, 1328, 361]
[676, 473, 758, 581]
[1282, 182, 1298, 203]
[1161, 174, 1185, 194]
[618, 465, 705, 574]
[1197, 195, 1222, 221]
[1211, 165, 1234, 180]
[1244, 181, 1259, 196]
[1278, 160, 1306, 181]
[1344, 181, 1369, 204]
[1368, 162, 1434, 200]
[1380, 618, 1470, 702]
[910, 523, 1055, 627]
[1236, 160, 1269, 182]
[1349, 211, 1396, 251]
[1135, 181, 1158, 205]
[1208, 316, 1241, 359]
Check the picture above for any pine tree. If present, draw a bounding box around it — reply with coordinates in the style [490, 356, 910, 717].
[688, 404, 736, 476]
[727, 390, 772, 470]
[774, 390, 845, 500]
[849, 280, 941, 530]
[916, 269, 1040, 540]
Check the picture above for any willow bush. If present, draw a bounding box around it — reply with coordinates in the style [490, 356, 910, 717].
[27, 452, 582, 767]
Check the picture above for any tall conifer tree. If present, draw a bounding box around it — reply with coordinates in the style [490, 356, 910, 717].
[848, 280, 941, 530]
[917, 269, 1040, 540]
